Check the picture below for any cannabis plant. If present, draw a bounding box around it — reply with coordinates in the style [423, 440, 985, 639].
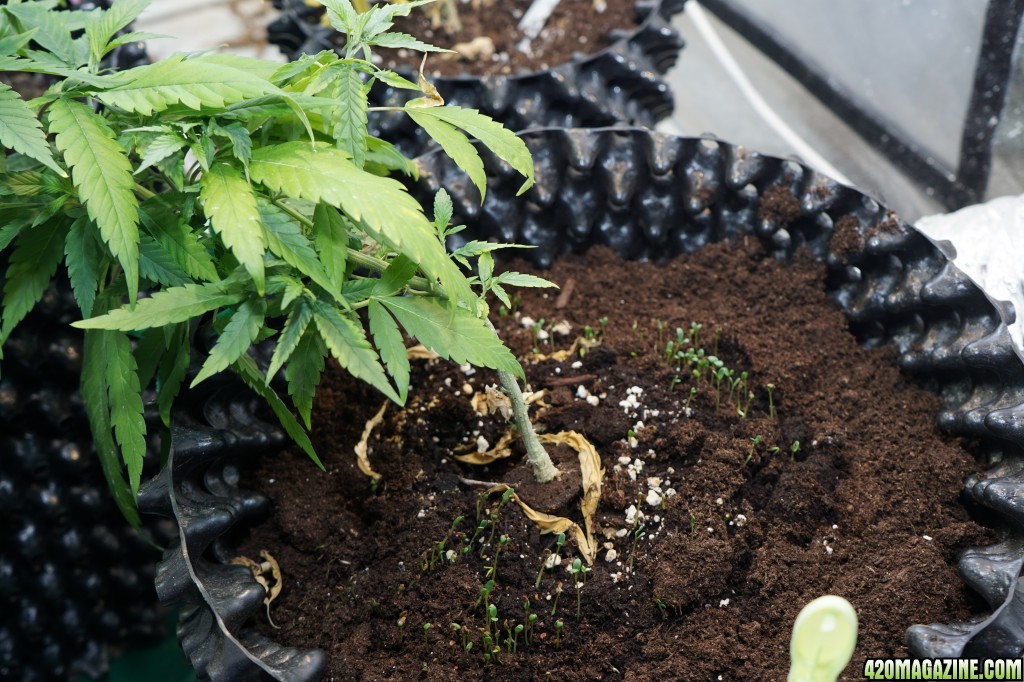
[0, 0, 558, 527]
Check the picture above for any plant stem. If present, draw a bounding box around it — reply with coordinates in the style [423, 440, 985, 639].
[484, 321, 558, 482]
[497, 366, 558, 481]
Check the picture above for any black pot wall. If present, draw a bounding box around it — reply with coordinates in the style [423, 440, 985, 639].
[0, 8, 154, 678]
[150, 128, 1024, 681]
[0, 278, 166, 681]
[267, 0, 687, 157]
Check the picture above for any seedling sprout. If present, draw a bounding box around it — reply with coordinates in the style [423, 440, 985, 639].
[397, 611, 407, 644]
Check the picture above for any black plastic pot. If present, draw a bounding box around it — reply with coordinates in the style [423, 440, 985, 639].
[0, 277, 167, 681]
[0, 8, 157, 678]
[267, 0, 687, 156]
[148, 128, 1024, 680]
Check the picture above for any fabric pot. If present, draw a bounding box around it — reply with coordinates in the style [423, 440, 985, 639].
[147, 127, 1024, 680]
[267, 0, 687, 156]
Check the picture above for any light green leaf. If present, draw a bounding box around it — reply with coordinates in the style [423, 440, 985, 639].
[234, 353, 323, 469]
[17, 50, 115, 87]
[134, 132, 186, 174]
[189, 134, 213, 172]
[200, 162, 265, 293]
[257, 199, 340, 301]
[85, 0, 149, 66]
[434, 188, 453, 234]
[249, 141, 472, 305]
[451, 240, 531, 268]
[192, 298, 265, 387]
[0, 85, 66, 176]
[268, 297, 313, 381]
[210, 120, 252, 168]
[104, 31, 171, 53]
[64, 215, 101, 317]
[406, 109, 486, 199]
[82, 327, 141, 527]
[138, 198, 218, 282]
[96, 54, 283, 115]
[490, 282, 511, 309]
[380, 295, 523, 378]
[286, 329, 326, 429]
[358, 0, 434, 39]
[139, 235, 191, 286]
[478, 251, 493, 284]
[404, 106, 535, 195]
[369, 32, 450, 52]
[311, 299, 400, 403]
[281, 279, 306, 311]
[368, 299, 409, 403]
[73, 281, 245, 331]
[373, 69, 419, 91]
[313, 202, 349, 289]
[0, 29, 39, 58]
[494, 272, 559, 288]
[320, 0, 360, 34]
[106, 329, 147, 495]
[331, 62, 368, 167]
[0, 219, 68, 345]
[49, 98, 140, 301]
[365, 136, 417, 177]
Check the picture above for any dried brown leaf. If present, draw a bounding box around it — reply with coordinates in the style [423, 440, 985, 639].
[539, 431, 605, 558]
[355, 403, 387, 481]
[231, 551, 283, 627]
[446, 36, 495, 61]
[531, 337, 600, 362]
[260, 550, 282, 604]
[487, 484, 597, 565]
[406, 343, 440, 360]
[454, 430, 515, 465]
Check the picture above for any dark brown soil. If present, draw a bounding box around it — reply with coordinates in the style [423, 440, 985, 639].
[380, 0, 638, 77]
[236, 241, 993, 681]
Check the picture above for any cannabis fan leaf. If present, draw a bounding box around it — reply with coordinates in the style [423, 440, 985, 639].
[0, 0, 549, 506]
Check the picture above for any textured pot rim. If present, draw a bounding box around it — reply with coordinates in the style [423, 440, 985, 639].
[151, 126, 1024, 679]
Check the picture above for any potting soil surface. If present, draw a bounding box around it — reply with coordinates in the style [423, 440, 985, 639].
[382, 0, 638, 76]
[236, 239, 993, 680]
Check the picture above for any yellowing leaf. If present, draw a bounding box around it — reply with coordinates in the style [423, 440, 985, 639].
[355, 402, 387, 481]
[539, 431, 605, 547]
[488, 484, 597, 565]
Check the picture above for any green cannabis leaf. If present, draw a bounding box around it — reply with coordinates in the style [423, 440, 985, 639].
[0, 0, 553, 513]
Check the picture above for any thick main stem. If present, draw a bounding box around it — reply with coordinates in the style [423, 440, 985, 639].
[497, 368, 559, 482]
[487, 320, 558, 482]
